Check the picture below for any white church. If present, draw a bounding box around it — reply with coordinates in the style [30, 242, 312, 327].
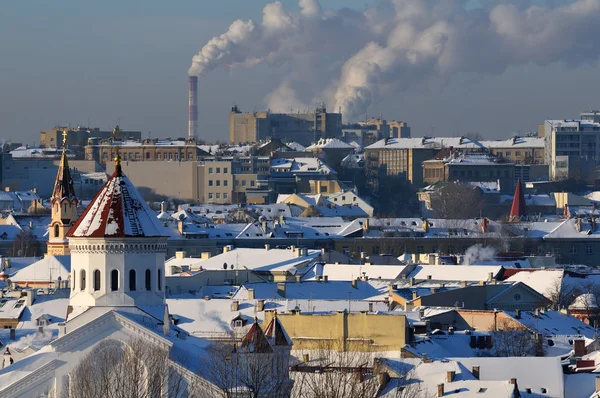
[0, 151, 293, 398]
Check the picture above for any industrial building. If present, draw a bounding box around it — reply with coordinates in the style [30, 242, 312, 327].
[229, 104, 342, 146]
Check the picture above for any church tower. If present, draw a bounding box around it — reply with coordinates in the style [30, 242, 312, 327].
[66, 155, 168, 309]
[47, 132, 79, 256]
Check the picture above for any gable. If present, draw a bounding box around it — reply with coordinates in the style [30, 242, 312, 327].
[487, 283, 549, 310]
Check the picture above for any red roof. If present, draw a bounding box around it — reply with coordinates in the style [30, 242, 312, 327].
[509, 179, 527, 220]
[264, 315, 293, 346]
[66, 163, 166, 238]
[240, 319, 273, 353]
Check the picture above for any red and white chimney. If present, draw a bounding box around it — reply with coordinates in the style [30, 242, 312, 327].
[188, 76, 198, 141]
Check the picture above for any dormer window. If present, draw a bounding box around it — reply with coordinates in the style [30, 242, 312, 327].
[234, 320, 243, 328]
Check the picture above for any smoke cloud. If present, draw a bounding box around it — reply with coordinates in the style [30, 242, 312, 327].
[463, 244, 497, 266]
[189, 0, 600, 122]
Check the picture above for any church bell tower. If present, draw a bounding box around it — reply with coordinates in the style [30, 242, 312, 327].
[47, 131, 79, 256]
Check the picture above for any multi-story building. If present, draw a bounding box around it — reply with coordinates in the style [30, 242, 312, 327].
[229, 104, 342, 146]
[40, 126, 141, 149]
[544, 111, 600, 179]
[85, 138, 210, 166]
[423, 152, 516, 193]
[359, 118, 411, 138]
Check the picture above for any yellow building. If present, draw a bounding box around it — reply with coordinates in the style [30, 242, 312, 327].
[265, 310, 408, 351]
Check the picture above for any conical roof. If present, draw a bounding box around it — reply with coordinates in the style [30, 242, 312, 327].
[52, 149, 77, 202]
[240, 318, 273, 353]
[264, 315, 293, 346]
[66, 158, 167, 238]
[509, 179, 527, 220]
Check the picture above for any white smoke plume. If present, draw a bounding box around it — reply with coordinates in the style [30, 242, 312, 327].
[463, 244, 497, 266]
[189, 0, 600, 121]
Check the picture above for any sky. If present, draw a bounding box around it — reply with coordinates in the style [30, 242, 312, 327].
[1, 0, 600, 144]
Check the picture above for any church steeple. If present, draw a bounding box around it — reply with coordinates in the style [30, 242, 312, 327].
[47, 131, 79, 256]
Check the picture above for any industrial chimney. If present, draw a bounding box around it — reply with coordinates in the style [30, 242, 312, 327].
[188, 76, 198, 141]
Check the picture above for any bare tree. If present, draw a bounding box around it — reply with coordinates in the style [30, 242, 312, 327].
[63, 338, 206, 398]
[489, 318, 542, 357]
[429, 184, 485, 219]
[546, 276, 577, 311]
[290, 340, 427, 398]
[10, 231, 38, 257]
[201, 341, 293, 398]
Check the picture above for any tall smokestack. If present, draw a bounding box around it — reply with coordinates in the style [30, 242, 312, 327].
[188, 76, 198, 141]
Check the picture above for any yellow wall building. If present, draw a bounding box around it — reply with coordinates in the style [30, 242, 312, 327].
[265, 310, 408, 351]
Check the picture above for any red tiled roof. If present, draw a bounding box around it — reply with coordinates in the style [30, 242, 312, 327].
[66, 162, 165, 238]
[509, 179, 527, 219]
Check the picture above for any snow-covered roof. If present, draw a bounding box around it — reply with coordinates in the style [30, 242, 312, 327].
[366, 136, 544, 151]
[167, 247, 320, 274]
[233, 280, 389, 301]
[405, 265, 503, 282]
[452, 357, 563, 398]
[270, 157, 337, 174]
[285, 142, 306, 152]
[302, 263, 406, 282]
[504, 269, 563, 299]
[68, 163, 169, 238]
[10, 256, 70, 283]
[569, 293, 599, 310]
[306, 138, 354, 150]
[9, 146, 76, 159]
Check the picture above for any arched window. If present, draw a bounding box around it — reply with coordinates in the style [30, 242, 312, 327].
[129, 270, 136, 291]
[80, 270, 86, 291]
[145, 269, 151, 290]
[54, 224, 60, 238]
[111, 270, 119, 291]
[72, 270, 76, 290]
[93, 270, 101, 291]
[157, 269, 162, 291]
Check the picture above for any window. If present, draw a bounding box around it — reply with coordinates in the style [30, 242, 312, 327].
[535, 151, 540, 157]
[111, 270, 119, 291]
[146, 152, 150, 159]
[129, 270, 136, 291]
[158, 269, 162, 291]
[216, 167, 221, 173]
[515, 151, 521, 156]
[54, 224, 60, 238]
[224, 193, 228, 199]
[224, 180, 228, 187]
[93, 270, 101, 291]
[417, 246, 425, 254]
[586, 245, 593, 255]
[216, 193, 221, 199]
[72, 270, 76, 290]
[234, 320, 243, 328]
[158, 153, 162, 160]
[224, 167, 228, 173]
[80, 270, 86, 291]
[145, 269, 151, 290]
[209, 167, 213, 174]
[208, 193, 213, 199]
[505, 152, 511, 157]
[514, 293, 521, 301]
[242, 180, 247, 187]
[216, 180, 221, 186]
[250, 180, 255, 187]
[208, 180, 213, 186]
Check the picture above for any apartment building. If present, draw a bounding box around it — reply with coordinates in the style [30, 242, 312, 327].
[545, 111, 600, 179]
[40, 126, 141, 149]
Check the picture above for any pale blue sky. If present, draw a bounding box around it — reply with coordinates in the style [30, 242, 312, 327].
[1, 0, 599, 144]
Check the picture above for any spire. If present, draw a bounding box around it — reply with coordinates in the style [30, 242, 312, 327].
[51, 133, 77, 202]
[113, 152, 123, 177]
[509, 178, 527, 221]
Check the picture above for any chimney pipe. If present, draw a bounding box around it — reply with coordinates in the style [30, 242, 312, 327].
[437, 383, 444, 397]
[188, 76, 198, 141]
[472, 366, 480, 380]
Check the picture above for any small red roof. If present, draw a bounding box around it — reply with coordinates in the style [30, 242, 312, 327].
[66, 162, 166, 238]
[509, 179, 527, 220]
[264, 315, 293, 346]
[240, 318, 273, 353]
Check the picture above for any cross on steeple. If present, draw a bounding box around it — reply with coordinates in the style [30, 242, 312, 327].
[62, 130, 68, 147]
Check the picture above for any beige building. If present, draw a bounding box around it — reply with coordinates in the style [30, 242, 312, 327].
[86, 138, 208, 166]
[359, 118, 411, 138]
[198, 160, 234, 204]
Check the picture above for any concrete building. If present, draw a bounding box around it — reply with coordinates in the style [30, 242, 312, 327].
[359, 118, 411, 139]
[544, 112, 600, 179]
[40, 125, 141, 150]
[229, 105, 342, 146]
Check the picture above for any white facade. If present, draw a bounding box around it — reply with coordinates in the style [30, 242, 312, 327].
[68, 237, 168, 307]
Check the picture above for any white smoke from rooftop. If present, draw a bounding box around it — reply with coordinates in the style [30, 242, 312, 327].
[463, 244, 497, 266]
[189, 0, 600, 121]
